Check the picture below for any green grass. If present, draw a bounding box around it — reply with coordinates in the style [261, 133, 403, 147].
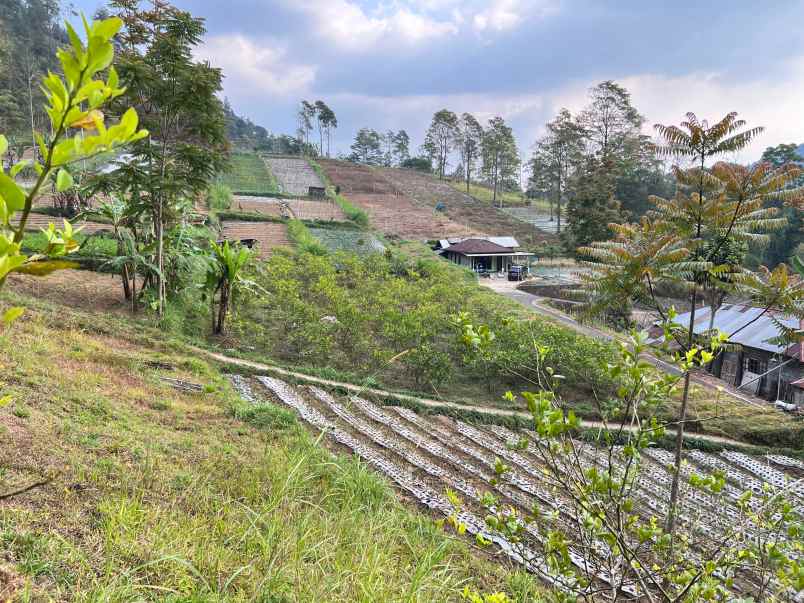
[287, 219, 328, 256]
[307, 226, 384, 255]
[218, 152, 280, 195]
[0, 293, 543, 602]
[449, 181, 550, 210]
[207, 182, 233, 210]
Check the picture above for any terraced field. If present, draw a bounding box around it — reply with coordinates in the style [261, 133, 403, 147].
[232, 374, 804, 600]
[265, 156, 324, 196]
[307, 226, 385, 255]
[502, 206, 560, 235]
[231, 195, 345, 221]
[378, 168, 555, 248]
[319, 160, 476, 239]
[220, 220, 291, 257]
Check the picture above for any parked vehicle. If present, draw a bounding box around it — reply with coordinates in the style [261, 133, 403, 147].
[508, 264, 528, 281]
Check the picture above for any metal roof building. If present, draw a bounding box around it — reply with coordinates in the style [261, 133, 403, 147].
[670, 304, 801, 358]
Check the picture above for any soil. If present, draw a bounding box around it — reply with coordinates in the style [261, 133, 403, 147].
[220, 220, 291, 257]
[231, 195, 345, 221]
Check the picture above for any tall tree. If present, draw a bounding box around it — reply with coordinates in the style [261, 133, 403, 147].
[107, 0, 227, 315]
[578, 80, 643, 160]
[297, 100, 315, 151]
[456, 112, 483, 193]
[314, 100, 336, 157]
[380, 129, 395, 167]
[582, 113, 797, 540]
[531, 109, 585, 232]
[481, 116, 518, 207]
[349, 128, 382, 165]
[423, 109, 458, 180]
[392, 130, 410, 166]
[563, 156, 623, 250]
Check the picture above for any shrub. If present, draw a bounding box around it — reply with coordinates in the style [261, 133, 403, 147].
[207, 183, 233, 210]
[287, 220, 328, 256]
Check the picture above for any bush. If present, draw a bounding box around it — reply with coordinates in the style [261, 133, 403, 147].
[287, 220, 328, 256]
[231, 248, 617, 402]
[207, 183, 233, 210]
[334, 193, 369, 228]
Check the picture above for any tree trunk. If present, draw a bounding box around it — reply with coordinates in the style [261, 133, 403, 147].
[215, 281, 229, 335]
[131, 269, 137, 313]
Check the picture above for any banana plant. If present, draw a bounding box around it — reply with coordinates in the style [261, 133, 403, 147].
[0, 14, 148, 326]
[204, 241, 254, 335]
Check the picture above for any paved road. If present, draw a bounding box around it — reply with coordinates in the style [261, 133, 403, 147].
[194, 346, 746, 447]
[482, 279, 772, 409]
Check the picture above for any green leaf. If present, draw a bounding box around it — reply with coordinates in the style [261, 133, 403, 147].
[14, 260, 80, 276]
[56, 169, 74, 192]
[0, 135, 7, 158]
[0, 172, 25, 211]
[2, 306, 24, 325]
[9, 161, 30, 178]
[0, 395, 12, 408]
[94, 17, 123, 41]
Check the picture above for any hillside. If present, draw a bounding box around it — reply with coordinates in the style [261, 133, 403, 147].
[0, 287, 541, 601]
[377, 167, 555, 248]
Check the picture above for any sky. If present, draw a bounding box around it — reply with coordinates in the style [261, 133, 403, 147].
[67, 0, 804, 164]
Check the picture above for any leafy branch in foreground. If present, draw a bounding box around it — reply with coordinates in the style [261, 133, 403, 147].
[0, 14, 147, 323]
[450, 321, 803, 601]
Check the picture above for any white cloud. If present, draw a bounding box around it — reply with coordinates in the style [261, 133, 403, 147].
[620, 58, 804, 162]
[473, 0, 558, 33]
[196, 35, 316, 98]
[285, 0, 459, 51]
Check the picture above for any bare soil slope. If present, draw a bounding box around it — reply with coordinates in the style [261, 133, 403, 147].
[319, 160, 475, 239]
[221, 220, 291, 257]
[379, 168, 556, 248]
[231, 195, 346, 221]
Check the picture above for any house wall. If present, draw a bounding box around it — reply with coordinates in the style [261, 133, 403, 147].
[711, 348, 803, 403]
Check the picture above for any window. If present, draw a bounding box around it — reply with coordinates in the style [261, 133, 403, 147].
[744, 357, 767, 374]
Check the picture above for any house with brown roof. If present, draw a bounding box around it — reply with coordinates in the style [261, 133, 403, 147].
[435, 237, 533, 273]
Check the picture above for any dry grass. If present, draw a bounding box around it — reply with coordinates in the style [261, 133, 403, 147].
[0, 292, 543, 602]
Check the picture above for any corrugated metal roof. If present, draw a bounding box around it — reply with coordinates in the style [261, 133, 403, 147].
[671, 304, 799, 355]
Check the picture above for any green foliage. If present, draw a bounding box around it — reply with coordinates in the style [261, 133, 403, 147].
[0, 13, 146, 317]
[217, 151, 278, 195]
[449, 330, 803, 600]
[204, 240, 254, 334]
[286, 219, 328, 256]
[206, 182, 232, 210]
[231, 249, 616, 398]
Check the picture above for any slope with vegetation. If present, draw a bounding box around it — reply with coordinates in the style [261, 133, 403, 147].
[0, 291, 540, 601]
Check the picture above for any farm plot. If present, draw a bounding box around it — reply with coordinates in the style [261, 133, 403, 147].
[307, 226, 385, 255]
[265, 156, 324, 196]
[502, 206, 560, 235]
[231, 195, 346, 221]
[319, 159, 398, 194]
[221, 220, 290, 257]
[378, 167, 555, 248]
[219, 152, 280, 194]
[346, 193, 475, 239]
[237, 374, 804, 600]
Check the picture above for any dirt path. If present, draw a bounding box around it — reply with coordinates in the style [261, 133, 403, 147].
[194, 346, 747, 447]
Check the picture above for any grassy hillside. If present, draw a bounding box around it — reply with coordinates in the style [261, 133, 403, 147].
[445, 181, 551, 213]
[219, 152, 280, 195]
[0, 290, 542, 601]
